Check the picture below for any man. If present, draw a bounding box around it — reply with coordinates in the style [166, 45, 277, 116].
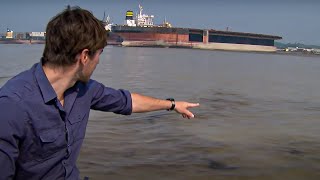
[0, 6, 199, 180]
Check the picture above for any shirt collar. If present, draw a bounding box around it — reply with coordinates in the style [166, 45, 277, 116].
[34, 62, 57, 103]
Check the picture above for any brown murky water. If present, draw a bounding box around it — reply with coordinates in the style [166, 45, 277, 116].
[1, 45, 320, 180]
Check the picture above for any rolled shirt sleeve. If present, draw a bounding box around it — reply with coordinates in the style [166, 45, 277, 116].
[89, 80, 132, 115]
[0, 96, 26, 180]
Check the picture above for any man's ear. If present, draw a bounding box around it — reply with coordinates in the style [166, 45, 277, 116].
[79, 49, 90, 65]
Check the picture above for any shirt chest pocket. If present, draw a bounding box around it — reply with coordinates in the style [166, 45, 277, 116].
[33, 127, 66, 161]
[67, 111, 89, 143]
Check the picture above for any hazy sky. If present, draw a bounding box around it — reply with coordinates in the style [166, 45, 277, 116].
[0, 0, 319, 45]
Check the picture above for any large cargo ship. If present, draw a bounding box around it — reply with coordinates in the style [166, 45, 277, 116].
[0, 28, 45, 44]
[106, 5, 282, 52]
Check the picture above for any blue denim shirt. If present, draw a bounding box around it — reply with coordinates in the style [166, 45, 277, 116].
[0, 62, 132, 179]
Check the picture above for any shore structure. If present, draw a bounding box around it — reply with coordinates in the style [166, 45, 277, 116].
[106, 5, 282, 52]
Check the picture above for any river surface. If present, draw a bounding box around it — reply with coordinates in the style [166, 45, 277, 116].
[1, 44, 320, 180]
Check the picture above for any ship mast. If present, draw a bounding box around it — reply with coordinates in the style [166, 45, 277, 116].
[104, 11, 113, 31]
[136, 4, 154, 27]
[139, 4, 143, 19]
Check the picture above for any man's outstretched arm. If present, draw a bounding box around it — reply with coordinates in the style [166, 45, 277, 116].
[131, 93, 199, 119]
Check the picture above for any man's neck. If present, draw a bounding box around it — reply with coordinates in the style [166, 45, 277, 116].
[42, 64, 78, 104]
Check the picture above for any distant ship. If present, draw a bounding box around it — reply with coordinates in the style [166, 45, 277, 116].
[0, 28, 45, 44]
[105, 5, 282, 52]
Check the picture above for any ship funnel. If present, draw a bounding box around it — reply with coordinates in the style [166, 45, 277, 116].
[125, 10, 136, 26]
[126, 10, 134, 20]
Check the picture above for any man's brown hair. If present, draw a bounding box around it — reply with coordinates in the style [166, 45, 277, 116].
[42, 6, 107, 66]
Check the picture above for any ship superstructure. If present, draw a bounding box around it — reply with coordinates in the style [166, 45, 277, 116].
[125, 5, 154, 27]
[6, 28, 13, 39]
[106, 5, 282, 52]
